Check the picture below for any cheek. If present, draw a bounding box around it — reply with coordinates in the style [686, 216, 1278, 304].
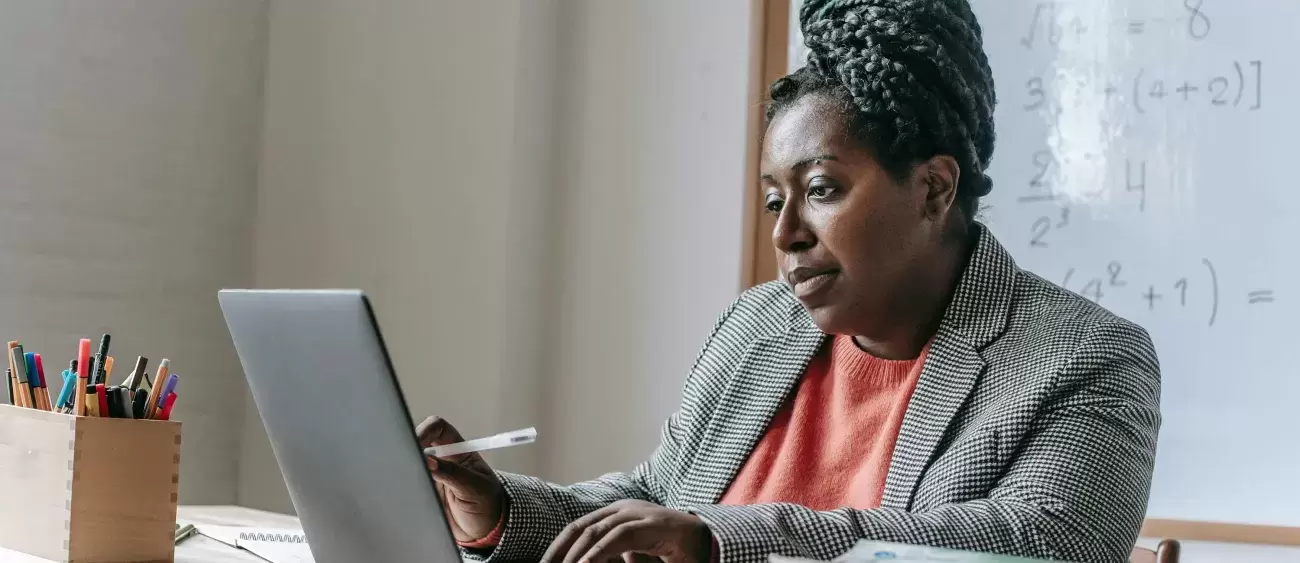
[824, 193, 920, 266]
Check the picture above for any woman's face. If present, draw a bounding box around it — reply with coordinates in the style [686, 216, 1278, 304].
[761, 93, 959, 336]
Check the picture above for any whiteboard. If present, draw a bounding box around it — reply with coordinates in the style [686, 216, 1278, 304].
[789, 0, 1300, 528]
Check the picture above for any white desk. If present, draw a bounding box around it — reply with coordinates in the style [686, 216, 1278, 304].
[0, 506, 302, 563]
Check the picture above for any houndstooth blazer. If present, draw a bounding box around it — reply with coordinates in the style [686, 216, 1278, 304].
[470, 225, 1161, 563]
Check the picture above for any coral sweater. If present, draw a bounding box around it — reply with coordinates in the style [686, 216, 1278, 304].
[461, 335, 930, 556]
[719, 334, 929, 509]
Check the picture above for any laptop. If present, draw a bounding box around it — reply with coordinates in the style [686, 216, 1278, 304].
[218, 289, 463, 563]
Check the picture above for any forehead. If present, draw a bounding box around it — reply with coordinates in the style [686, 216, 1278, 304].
[762, 94, 858, 169]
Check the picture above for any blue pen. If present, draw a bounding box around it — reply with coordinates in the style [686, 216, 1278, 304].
[55, 370, 76, 410]
[157, 373, 179, 409]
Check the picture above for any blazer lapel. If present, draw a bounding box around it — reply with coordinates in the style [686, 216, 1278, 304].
[880, 224, 1018, 509]
[679, 307, 825, 506]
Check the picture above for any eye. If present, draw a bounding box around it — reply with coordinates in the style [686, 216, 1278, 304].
[764, 193, 784, 214]
[807, 178, 836, 199]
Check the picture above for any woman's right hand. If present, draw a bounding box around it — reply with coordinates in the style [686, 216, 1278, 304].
[416, 416, 506, 543]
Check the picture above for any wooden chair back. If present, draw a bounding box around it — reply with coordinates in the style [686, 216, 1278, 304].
[1130, 539, 1180, 563]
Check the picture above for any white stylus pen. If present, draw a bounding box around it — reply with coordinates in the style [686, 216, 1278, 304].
[424, 427, 537, 458]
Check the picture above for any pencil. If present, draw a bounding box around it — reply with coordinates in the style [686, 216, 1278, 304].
[146, 359, 169, 419]
[74, 339, 91, 416]
[104, 356, 115, 385]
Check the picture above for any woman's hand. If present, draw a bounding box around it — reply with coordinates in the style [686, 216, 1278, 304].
[541, 499, 712, 563]
[416, 416, 506, 542]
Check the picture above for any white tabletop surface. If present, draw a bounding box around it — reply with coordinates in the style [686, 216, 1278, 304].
[0, 505, 303, 563]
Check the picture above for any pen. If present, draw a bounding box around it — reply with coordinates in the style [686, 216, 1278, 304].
[75, 339, 91, 416]
[145, 359, 169, 419]
[155, 373, 179, 413]
[159, 392, 177, 421]
[423, 427, 537, 458]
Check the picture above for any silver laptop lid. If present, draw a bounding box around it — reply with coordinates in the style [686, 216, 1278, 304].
[218, 289, 461, 563]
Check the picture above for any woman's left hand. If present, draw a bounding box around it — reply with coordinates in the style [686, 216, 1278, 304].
[541, 499, 713, 563]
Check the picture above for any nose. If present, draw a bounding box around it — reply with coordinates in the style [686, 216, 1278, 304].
[772, 200, 816, 254]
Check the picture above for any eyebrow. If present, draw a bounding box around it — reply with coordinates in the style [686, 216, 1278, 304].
[760, 154, 839, 182]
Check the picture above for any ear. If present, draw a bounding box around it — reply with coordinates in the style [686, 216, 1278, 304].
[915, 155, 960, 221]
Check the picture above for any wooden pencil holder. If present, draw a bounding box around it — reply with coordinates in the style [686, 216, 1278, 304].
[0, 404, 182, 563]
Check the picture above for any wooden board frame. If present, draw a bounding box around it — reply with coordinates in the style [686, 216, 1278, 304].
[739, 0, 1299, 547]
[740, 0, 790, 290]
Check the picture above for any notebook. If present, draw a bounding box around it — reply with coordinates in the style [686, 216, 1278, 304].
[193, 524, 316, 563]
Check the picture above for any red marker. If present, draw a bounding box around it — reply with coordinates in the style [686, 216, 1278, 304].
[74, 339, 91, 416]
[95, 384, 109, 418]
[34, 354, 50, 412]
[159, 392, 178, 421]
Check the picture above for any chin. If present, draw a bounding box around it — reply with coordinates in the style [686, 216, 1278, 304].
[801, 303, 850, 335]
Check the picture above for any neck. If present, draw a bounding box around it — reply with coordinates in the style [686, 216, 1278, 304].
[852, 225, 975, 360]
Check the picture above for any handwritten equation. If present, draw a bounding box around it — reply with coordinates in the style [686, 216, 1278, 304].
[1017, 152, 1150, 212]
[1021, 0, 1212, 49]
[1024, 60, 1264, 117]
[1056, 259, 1276, 327]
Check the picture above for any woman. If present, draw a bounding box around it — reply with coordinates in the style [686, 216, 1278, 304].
[420, 1, 1161, 562]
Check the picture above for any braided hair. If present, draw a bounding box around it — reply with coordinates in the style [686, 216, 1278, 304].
[768, 0, 997, 220]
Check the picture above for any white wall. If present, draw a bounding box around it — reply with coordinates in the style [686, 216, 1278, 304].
[241, 0, 753, 509]
[0, 0, 268, 504]
[543, 0, 752, 483]
[244, 0, 562, 512]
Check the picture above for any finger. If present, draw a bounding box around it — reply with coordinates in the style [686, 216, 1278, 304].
[426, 457, 494, 496]
[561, 513, 644, 563]
[540, 506, 629, 563]
[415, 416, 465, 447]
[580, 521, 652, 563]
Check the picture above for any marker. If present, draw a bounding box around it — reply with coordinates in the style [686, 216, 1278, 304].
[145, 359, 170, 419]
[10, 345, 32, 409]
[423, 427, 537, 458]
[128, 357, 148, 392]
[24, 353, 44, 411]
[95, 384, 109, 419]
[87, 386, 99, 417]
[75, 339, 91, 416]
[34, 353, 51, 412]
[156, 373, 179, 411]
[113, 387, 130, 418]
[159, 392, 177, 421]
[132, 389, 148, 419]
[91, 334, 111, 386]
[55, 370, 75, 411]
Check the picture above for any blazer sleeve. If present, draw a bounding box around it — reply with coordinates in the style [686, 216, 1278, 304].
[687, 321, 1162, 563]
[461, 298, 742, 563]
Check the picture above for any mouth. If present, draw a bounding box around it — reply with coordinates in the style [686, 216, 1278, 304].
[786, 267, 839, 298]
